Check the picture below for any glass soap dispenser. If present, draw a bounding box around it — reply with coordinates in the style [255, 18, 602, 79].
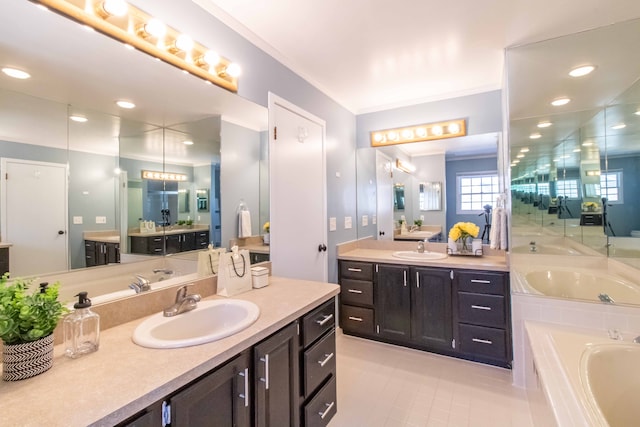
[64, 291, 100, 358]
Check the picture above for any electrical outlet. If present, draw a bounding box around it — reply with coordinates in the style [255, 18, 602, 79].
[329, 217, 337, 232]
[73, 216, 83, 225]
[344, 216, 352, 229]
[95, 216, 107, 224]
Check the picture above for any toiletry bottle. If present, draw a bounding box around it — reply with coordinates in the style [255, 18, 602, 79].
[64, 291, 100, 358]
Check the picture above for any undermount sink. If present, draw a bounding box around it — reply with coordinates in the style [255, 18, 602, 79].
[133, 299, 260, 349]
[392, 251, 447, 260]
[580, 344, 640, 426]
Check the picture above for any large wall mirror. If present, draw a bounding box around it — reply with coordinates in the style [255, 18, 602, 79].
[0, 2, 267, 283]
[507, 18, 640, 303]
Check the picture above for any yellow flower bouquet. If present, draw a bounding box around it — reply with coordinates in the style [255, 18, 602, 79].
[448, 222, 480, 253]
[263, 222, 270, 233]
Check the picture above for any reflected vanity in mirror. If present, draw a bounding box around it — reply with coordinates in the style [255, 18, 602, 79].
[507, 17, 640, 306]
[0, 1, 267, 303]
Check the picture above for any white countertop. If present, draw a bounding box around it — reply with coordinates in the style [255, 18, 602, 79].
[0, 277, 339, 427]
[338, 248, 508, 272]
[0, 242, 12, 248]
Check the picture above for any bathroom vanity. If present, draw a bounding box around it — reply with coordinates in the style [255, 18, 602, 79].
[0, 277, 339, 426]
[338, 239, 511, 368]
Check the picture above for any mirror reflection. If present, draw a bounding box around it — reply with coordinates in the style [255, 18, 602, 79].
[507, 17, 640, 305]
[0, 1, 268, 301]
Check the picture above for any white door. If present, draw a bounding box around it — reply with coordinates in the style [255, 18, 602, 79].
[1, 158, 68, 276]
[269, 94, 327, 282]
[376, 151, 394, 240]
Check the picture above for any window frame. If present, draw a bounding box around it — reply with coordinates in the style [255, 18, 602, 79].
[456, 171, 500, 215]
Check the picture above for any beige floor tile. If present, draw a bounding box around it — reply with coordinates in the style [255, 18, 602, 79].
[329, 330, 533, 427]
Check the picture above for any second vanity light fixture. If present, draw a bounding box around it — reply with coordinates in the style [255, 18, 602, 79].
[35, 0, 240, 92]
[370, 119, 466, 147]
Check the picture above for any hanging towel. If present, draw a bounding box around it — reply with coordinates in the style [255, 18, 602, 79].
[490, 207, 501, 250]
[238, 210, 252, 238]
[499, 208, 508, 250]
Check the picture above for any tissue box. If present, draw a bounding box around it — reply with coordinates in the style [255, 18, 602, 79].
[251, 266, 269, 288]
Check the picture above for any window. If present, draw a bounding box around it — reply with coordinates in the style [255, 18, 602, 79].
[457, 172, 500, 214]
[600, 170, 623, 203]
[537, 182, 550, 195]
[556, 179, 579, 199]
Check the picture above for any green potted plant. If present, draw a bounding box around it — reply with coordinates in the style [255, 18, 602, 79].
[185, 219, 194, 228]
[414, 219, 423, 228]
[0, 274, 68, 381]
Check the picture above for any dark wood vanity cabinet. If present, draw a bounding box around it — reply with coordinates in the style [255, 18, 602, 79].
[130, 230, 209, 255]
[0, 247, 9, 276]
[84, 240, 120, 267]
[338, 260, 511, 368]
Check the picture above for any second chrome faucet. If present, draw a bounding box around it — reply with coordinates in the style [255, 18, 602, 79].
[163, 285, 201, 317]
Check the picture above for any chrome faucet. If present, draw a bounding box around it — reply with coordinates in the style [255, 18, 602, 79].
[153, 268, 174, 275]
[417, 239, 427, 253]
[129, 275, 151, 293]
[529, 241, 537, 252]
[598, 293, 615, 304]
[163, 285, 201, 317]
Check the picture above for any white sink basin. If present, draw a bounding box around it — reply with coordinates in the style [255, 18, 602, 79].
[133, 299, 260, 349]
[580, 344, 640, 426]
[392, 251, 447, 260]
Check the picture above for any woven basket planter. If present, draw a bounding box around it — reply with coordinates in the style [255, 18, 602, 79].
[2, 334, 54, 381]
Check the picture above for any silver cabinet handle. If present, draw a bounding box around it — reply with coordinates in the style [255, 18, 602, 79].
[318, 352, 334, 367]
[347, 267, 362, 272]
[471, 305, 491, 311]
[471, 279, 491, 284]
[316, 314, 334, 326]
[348, 316, 363, 322]
[259, 354, 270, 390]
[238, 368, 249, 407]
[472, 338, 493, 345]
[347, 289, 363, 294]
[319, 401, 335, 419]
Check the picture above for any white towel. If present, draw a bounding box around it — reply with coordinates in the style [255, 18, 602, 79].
[499, 208, 508, 250]
[489, 206, 499, 248]
[238, 210, 252, 238]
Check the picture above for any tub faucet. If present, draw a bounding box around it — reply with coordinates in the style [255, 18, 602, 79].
[529, 241, 537, 252]
[153, 268, 174, 275]
[129, 275, 151, 293]
[598, 293, 615, 304]
[417, 239, 427, 253]
[163, 285, 201, 317]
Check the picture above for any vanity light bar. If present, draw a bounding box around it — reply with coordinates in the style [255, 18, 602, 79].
[34, 0, 239, 92]
[141, 170, 188, 181]
[370, 119, 466, 147]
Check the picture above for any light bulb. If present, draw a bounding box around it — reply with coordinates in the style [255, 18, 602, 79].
[387, 131, 398, 141]
[431, 125, 443, 136]
[1, 67, 30, 79]
[401, 129, 414, 139]
[144, 19, 166, 38]
[537, 121, 552, 128]
[225, 63, 241, 78]
[203, 51, 220, 66]
[175, 35, 194, 52]
[116, 100, 135, 109]
[529, 133, 542, 139]
[69, 115, 88, 123]
[447, 123, 460, 134]
[373, 133, 384, 143]
[569, 65, 595, 77]
[415, 127, 427, 138]
[551, 97, 571, 106]
[101, 0, 128, 17]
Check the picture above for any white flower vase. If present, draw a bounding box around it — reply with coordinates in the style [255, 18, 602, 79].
[263, 233, 270, 245]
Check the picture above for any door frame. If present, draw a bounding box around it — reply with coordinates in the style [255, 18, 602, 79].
[268, 93, 328, 282]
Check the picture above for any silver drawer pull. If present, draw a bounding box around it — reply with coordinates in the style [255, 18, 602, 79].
[470, 279, 491, 284]
[348, 316, 363, 322]
[347, 267, 362, 272]
[319, 401, 335, 419]
[471, 305, 492, 311]
[472, 338, 493, 345]
[238, 368, 249, 407]
[316, 314, 334, 326]
[347, 289, 363, 294]
[259, 355, 270, 390]
[318, 352, 335, 367]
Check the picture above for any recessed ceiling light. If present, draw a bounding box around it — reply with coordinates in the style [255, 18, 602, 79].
[529, 133, 542, 139]
[611, 123, 626, 130]
[517, 154, 525, 158]
[573, 148, 581, 152]
[569, 65, 596, 77]
[582, 141, 593, 146]
[182, 140, 194, 145]
[551, 97, 571, 106]
[537, 121, 552, 128]
[520, 148, 530, 153]
[116, 100, 135, 109]
[512, 160, 520, 164]
[69, 115, 88, 123]
[634, 110, 640, 116]
[2, 67, 31, 79]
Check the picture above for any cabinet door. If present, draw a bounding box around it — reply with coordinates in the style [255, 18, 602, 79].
[165, 235, 180, 254]
[411, 268, 453, 350]
[106, 242, 120, 264]
[375, 264, 411, 340]
[181, 232, 196, 251]
[170, 351, 251, 427]
[254, 322, 300, 427]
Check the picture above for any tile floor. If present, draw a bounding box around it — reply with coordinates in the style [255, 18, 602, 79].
[329, 330, 534, 427]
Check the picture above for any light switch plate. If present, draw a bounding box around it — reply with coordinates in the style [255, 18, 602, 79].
[372, 215, 377, 225]
[95, 216, 107, 224]
[362, 215, 368, 226]
[329, 217, 337, 232]
[73, 216, 83, 225]
[344, 216, 352, 229]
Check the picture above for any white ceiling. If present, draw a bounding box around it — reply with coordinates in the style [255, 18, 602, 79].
[195, 0, 640, 114]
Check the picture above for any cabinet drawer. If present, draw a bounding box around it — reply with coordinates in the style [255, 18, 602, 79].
[302, 299, 336, 347]
[458, 324, 507, 361]
[340, 261, 373, 281]
[457, 271, 506, 295]
[340, 279, 374, 307]
[303, 330, 336, 397]
[458, 292, 505, 328]
[304, 375, 337, 427]
[339, 305, 374, 335]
